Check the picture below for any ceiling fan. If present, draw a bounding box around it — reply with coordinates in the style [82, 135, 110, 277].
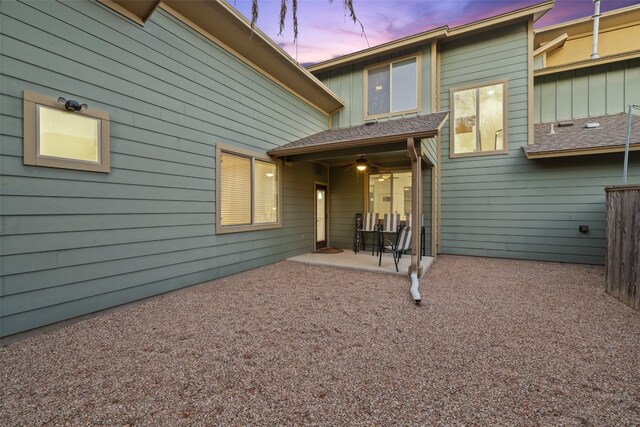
[342, 156, 381, 172]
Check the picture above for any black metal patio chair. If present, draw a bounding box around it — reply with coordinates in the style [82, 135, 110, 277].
[379, 225, 412, 272]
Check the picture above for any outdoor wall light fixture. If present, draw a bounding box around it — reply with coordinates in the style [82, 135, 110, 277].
[57, 97, 88, 112]
[579, 225, 589, 233]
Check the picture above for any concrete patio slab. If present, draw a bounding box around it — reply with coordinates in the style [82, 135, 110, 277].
[288, 250, 434, 277]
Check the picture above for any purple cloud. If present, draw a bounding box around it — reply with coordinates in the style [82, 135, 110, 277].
[231, 0, 640, 64]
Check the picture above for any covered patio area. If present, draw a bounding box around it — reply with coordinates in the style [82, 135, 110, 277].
[268, 112, 449, 288]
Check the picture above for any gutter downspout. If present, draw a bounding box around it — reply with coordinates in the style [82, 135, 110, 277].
[591, 0, 601, 59]
[407, 137, 422, 305]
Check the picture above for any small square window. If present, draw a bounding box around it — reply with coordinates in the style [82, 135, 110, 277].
[23, 91, 110, 172]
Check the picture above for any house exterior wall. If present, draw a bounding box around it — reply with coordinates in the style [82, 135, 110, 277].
[315, 43, 436, 253]
[328, 167, 433, 255]
[0, 0, 327, 337]
[439, 22, 639, 265]
[316, 45, 433, 129]
[328, 168, 365, 249]
[534, 59, 640, 123]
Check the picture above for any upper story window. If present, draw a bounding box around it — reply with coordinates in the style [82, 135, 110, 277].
[365, 56, 418, 119]
[450, 80, 508, 158]
[23, 91, 110, 172]
[215, 144, 281, 234]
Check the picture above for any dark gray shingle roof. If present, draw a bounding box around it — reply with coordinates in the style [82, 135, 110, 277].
[526, 113, 640, 156]
[269, 112, 449, 156]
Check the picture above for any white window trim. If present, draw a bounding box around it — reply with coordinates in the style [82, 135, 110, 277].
[215, 143, 282, 234]
[23, 91, 110, 173]
[363, 53, 421, 120]
[449, 79, 509, 158]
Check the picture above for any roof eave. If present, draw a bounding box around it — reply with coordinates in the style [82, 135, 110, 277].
[534, 50, 640, 76]
[308, 0, 554, 73]
[307, 27, 448, 73]
[534, 3, 640, 46]
[268, 129, 441, 158]
[533, 33, 568, 57]
[524, 143, 640, 159]
[97, 0, 161, 25]
[158, 0, 343, 115]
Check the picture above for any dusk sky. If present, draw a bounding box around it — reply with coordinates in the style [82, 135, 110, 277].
[230, 0, 640, 65]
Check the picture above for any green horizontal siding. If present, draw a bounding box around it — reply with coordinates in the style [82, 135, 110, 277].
[534, 59, 640, 122]
[439, 22, 640, 264]
[316, 45, 432, 129]
[328, 166, 433, 256]
[423, 137, 438, 166]
[0, 0, 328, 336]
[328, 167, 364, 249]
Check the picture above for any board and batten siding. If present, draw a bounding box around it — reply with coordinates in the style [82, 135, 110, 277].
[0, 0, 328, 337]
[316, 45, 433, 130]
[439, 22, 640, 265]
[534, 59, 640, 123]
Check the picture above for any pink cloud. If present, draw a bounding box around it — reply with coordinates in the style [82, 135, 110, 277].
[231, 0, 640, 64]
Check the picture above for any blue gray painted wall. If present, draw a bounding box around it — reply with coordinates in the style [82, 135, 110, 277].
[0, 0, 328, 336]
[316, 45, 433, 129]
[439, 23, 639, 264]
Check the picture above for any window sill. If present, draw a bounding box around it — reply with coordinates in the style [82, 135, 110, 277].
[449, 149, 509, 159]
[365, 108, 420, 122]
[215, 222, 282, 234]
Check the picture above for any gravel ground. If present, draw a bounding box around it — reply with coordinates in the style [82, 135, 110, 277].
[1, 255, 639, 426]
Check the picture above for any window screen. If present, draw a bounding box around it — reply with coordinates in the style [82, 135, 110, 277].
[366, 57, 417, 117]
[367, 66, 390, 116]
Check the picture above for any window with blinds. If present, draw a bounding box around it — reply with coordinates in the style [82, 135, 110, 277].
[220, 153, 251, 226]
[217, 149, 280, 232]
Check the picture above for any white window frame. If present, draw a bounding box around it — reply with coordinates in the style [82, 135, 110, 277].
[364, 54, 421, 120]
[215, 143, 282, 234]
[449, 79, 509, 158]
[23, 91, 110, 173]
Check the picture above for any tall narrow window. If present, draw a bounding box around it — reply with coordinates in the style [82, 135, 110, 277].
[365, 56, 418, 118]
[450, 81, 508, 157]
[216, 145, 281, 233]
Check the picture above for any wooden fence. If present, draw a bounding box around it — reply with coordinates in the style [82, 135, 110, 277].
[605, 185, 640, 310]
